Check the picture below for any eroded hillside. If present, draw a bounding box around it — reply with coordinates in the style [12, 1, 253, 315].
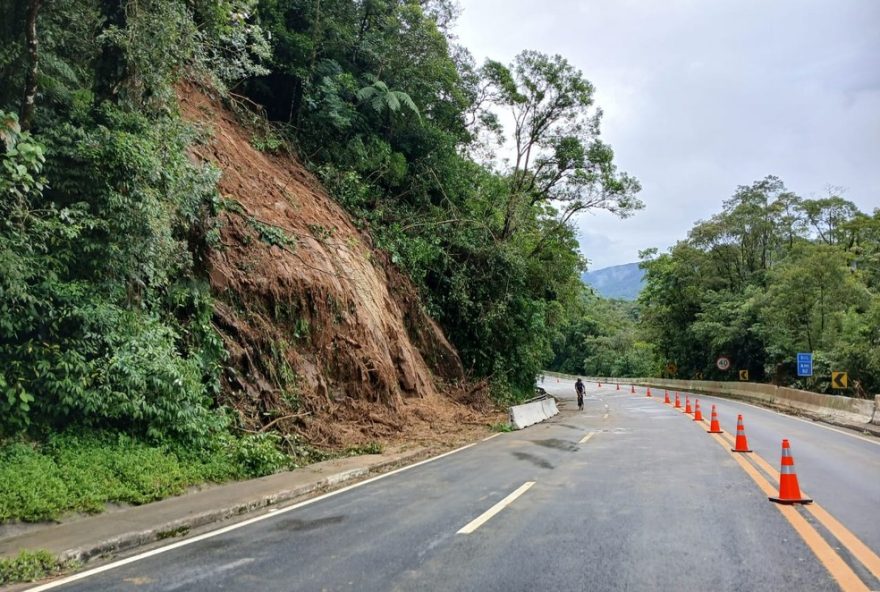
[178, 84, 501, 449]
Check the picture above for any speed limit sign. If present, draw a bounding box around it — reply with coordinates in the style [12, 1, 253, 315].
[716, 356, 731, 371]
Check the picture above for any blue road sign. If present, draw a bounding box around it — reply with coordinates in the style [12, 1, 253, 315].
[797, 352, 813, 377]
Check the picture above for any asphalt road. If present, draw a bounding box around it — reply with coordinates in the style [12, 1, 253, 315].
[35, 379, 879, 592]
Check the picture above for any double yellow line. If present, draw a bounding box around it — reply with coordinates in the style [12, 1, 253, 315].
[680, 404, 880, 592]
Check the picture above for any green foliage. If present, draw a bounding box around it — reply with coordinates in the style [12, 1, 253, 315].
[0, 1, 250, 441]
[248, 217, 297, 249]
[0, 112, 46, 202]
[2, 0, 641, 445]
[550, 291, 660, 378]
[0, 431, 288, 524]
[490, 422, 514, 433]
[0, 107, 226, 440]
[344, 441, 384, 455]
[639, 176, 879, 393]
[241, 2, 640, 399]
[229, 432, 288, 477]
[193, 0, 271, 84]
[0, 549, 72, 586]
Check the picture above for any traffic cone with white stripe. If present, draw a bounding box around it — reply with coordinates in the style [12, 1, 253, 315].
[707, 405, 723, 433]
[693, 400, 703, 421]
[730, 415, 752, 453]
[646, 387, 652, 397]
[684, 396, 693, 414]
[674, 392, 681, 408]
[769, 440, 812, 505]
[664, 390, 671, 404]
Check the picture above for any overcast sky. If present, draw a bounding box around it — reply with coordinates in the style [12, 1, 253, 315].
[453, 0, 880, 270]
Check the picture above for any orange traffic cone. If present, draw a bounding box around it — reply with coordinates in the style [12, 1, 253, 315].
[769, 440, 812, 504]
[630, 384, 635, 394]
[674, 393, 681, 408]
[684, 396, 693, 414]
[646, 387, 652, 397]
[693, 400, 703, 421]
[731, 415, 752, 452]
[707, 405, 723, 433]
[664, 390, 671, 404]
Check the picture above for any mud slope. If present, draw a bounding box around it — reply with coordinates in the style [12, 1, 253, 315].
[179, 85, 499, 448]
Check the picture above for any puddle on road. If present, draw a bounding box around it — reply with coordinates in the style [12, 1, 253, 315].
[531, 438, 580, 452]
[270, 514, 346, 533]
[511, 451, 555, 469]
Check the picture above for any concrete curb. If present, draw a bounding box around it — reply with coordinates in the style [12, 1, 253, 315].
[57, 467, 369, 564]
[1, 449, 429, 568]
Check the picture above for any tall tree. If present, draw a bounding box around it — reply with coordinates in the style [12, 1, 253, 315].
[20, 0, 42, 130]
[478, 51, 642, 242]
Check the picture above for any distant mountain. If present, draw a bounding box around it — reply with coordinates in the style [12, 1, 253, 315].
[581, 262, 645, 300]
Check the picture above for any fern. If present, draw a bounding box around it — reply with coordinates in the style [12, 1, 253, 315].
[355, 78, 421, 121]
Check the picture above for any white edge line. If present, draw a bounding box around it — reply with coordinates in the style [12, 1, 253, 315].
[482, 433, 502, 442]
[24, 439, 485, 592]
[698, 395, 880, 447]
[578, 433, 595, 444]
[456, 481, 536, 534]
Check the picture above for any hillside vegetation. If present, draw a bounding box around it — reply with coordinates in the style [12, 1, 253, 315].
[0, 0, 639, 521]
[553, 177, 880, 396]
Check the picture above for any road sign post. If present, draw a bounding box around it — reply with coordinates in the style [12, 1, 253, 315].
[797, 353, 813, 377]
[716, 356, 731, 372]
[739, 369, 749, 381]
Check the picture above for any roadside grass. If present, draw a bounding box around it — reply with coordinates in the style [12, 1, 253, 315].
[0, 431, 391, 526]
[0, 430, 287, 524]
[0, 550, 74, 586]
[490, 422, 514, 432]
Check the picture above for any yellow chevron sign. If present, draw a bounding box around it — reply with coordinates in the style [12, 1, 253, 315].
[739, 369, 749, 381]
[831, 371, 848, 389]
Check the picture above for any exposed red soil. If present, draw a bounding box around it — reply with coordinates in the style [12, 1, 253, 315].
[177, 84, 504, 451]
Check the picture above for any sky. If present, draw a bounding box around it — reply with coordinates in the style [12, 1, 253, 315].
[453, 0, 880, 270]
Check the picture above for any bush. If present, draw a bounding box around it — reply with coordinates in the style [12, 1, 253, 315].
[0, 550, 71, 585]
[0, 430, 289, 523]
[229, 432, 288, 478]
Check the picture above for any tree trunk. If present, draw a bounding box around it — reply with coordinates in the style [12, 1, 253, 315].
[20, 0, 42, 131]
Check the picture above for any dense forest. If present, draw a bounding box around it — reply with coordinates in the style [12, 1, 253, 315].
[0, 0, 640, 525]
[553, 176, 880, 396]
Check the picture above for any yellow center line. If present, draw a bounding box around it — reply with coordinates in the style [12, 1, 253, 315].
[457, 481, 535, 534]
[708, 433, 869, 592]
[668, 390, 879, 580]
[707, 424, 880, 580]
[579, 433, 595, 444]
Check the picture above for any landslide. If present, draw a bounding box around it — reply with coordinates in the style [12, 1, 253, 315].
[178, 84, 501, 450]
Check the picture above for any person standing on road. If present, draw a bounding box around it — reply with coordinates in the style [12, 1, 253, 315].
[575, 378, 585, 411]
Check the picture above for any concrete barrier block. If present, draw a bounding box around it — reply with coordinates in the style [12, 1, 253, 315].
[509, 401, 546, 429]
[509, 398, 557, 430]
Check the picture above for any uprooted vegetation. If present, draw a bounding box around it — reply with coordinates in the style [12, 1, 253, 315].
[182, 84, 500, 450]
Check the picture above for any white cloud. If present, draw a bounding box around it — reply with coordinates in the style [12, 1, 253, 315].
[454, 0, 880, 269]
